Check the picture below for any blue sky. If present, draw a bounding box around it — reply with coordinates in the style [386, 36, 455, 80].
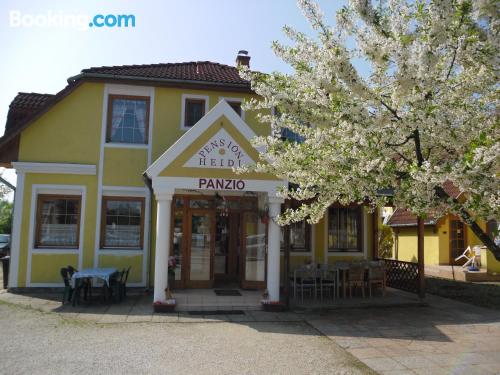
[0, 0, 347, 191]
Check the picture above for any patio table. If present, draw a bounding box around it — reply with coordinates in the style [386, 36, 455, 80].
[71, 267, 118, 304]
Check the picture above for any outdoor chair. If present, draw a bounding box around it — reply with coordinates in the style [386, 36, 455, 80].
[60, 267, 74, 304]
[348, 265, 366, 298]
[368, 261, 386, 297]
[120, 266, 131, 299]
[109, 270, 125, 303]
[318, 264, 337, 300]
[294, 266, 317, 303]
[455, 246, 475, 268]
[67, 265, 91, 303]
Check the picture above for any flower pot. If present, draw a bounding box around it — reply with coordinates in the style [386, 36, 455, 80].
[153, 302, 176, 313]
[261, 301, 286, 312]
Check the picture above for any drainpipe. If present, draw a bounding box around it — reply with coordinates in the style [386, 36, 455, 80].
[143, 173, 154, 291]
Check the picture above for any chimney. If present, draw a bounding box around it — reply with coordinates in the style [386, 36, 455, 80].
[235, 50, 250, 68]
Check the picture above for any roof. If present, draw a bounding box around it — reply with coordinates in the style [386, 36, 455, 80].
[386, 208, 438, 227]
[0, 60, 253, 163]
[5, 93, 54, 134]
[79, 61, 250, 86]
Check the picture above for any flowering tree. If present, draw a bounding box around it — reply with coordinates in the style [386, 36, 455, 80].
[241, 0, 500, 258]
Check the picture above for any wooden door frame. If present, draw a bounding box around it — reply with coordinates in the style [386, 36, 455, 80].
[449, 217, 467, 265]
[240, 211, 267, 290]
[185, 209, 215, 288]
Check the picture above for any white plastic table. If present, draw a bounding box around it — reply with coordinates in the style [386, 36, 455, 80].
[71, 267, 118, 288]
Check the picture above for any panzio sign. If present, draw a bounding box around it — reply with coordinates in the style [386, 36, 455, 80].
[184, 128, 253, 169]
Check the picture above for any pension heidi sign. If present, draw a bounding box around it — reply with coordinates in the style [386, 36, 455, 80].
[184, 128, 253, 169]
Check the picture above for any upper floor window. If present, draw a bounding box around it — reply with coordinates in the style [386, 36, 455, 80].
[35, 195, 81, 248]
[228, 101, 242, 117]
[107, 95, 150, 144]
[183, 97, 207, 128]
[328, 206, 363, 252]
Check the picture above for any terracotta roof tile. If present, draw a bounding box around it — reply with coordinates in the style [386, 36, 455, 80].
[5, 92, 54, 133]
[442, 180, 462, 199]
[81, 61, 250, 86]
[387, 208, 437, 227]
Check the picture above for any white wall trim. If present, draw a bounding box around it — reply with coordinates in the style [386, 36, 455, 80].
[148, 100, 266, 178]
[26, 184, 86, 287]
[7, 171, 25, 288]
[104, 143, 149, 150]
[218, 96, 245, 120]
[98, 249, 144, 256]
[180, 94, 210, 130]
[12, 162, 96, 175]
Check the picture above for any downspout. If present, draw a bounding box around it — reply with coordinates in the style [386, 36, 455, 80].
[143, 173, 154, 291]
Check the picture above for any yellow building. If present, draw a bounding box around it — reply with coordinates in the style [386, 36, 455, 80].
[0, 52, 379, 302]
[387, 185, 500, 279]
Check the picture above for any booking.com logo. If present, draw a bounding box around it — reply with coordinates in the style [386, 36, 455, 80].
[9, 11, 136, 30]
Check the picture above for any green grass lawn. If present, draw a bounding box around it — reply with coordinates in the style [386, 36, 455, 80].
[426, 276, 500, 310]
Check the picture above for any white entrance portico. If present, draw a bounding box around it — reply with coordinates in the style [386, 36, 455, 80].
[145, 100, 285, 302]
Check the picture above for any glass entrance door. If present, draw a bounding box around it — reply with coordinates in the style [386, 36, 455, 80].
[241, 212, 267, 289]
[187, 211, 214, 287]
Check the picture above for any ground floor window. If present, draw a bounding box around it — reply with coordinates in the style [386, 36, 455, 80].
[328, 206, 363, 252]
[100, 197, 145, 249]
[280, 201, 312, 252]
[35, 195, 81, 248]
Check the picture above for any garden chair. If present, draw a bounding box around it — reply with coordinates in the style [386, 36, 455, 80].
[368, 261, 386, 297]
[455, 246, 474, 268]
[60, 267, 74, 304]
[109, 270, 125, 302]
[67, 265, 91, 302]
[294, 266, 317, 303]
[120, 266, 131, 299]
[318, 264, 337, 300]
[348, 265, 366, 298]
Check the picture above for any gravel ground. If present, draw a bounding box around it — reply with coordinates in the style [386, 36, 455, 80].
[0, 302, 374, 375]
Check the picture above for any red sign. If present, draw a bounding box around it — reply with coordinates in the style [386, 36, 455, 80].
[198, 178, 246, 190]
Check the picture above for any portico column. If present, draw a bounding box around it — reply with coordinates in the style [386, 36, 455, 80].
[267, 196, 283, 301]
[153, 193, 173, 302]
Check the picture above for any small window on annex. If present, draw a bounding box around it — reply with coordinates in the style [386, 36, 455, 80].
[280, 201, 311, 252]
[107, 95, 150, 144]
[184, 98, 206, 127]
[328, 206, 363, 252]
[101, 197, 145, 249]
[35, 195, 81, 248]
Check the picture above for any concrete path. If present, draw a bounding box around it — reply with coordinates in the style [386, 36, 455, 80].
[306, 294, 500, 374]
[1, 289, 499, 374]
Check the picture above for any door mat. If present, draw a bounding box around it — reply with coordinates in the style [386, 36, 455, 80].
[188, 310, 245, 315]
[214, 289, 242, 296]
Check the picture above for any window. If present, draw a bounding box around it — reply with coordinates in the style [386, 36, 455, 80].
[487, 220, 500, 246]
[280, 201, 311, 252]
[35, 195, 81, 248]
[184, 98, 206, 128]
[101, 197, 145, 249]
[328, 206, 363, 252]
[227, 101, 242, 117]
[107, 95, 149, 144]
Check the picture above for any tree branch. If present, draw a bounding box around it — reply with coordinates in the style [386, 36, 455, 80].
[385, 134, 414, 147]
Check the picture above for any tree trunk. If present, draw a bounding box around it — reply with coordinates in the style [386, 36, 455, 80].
[417, 217, 425, 298]
[434, 186, 500, 260]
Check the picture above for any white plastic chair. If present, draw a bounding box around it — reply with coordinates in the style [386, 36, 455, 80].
[455, 246, 474, 268]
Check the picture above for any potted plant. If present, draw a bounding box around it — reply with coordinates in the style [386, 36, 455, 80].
[153, 287, 176, 313]
[260, 289, 286, 312]
[168, 256, 177, 289]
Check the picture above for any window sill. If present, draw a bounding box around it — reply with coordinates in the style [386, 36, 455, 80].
[32, 248, 80, 254]
[99, 249, 144, 255]
[104, 143, 148, 149]
[280, 251, 312, 256]
[327, 251, 364, 256]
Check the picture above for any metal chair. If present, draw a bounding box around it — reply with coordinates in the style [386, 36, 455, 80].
[368, 261, 386, 297]
[348, 265, 366, 298]
[60, 268, 74, 304]
[318, 264, 337, 300]
[294, 266, 317, 303]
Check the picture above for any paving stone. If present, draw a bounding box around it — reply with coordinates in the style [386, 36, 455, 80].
[347, 347, 386, 359]
[362, 357, 407, 372]
[151, 313, 179, 323]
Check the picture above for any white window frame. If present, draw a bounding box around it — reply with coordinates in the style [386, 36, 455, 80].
[180, 94, 209, 130]
[219, 97, 245, 120]
[27, 184, 86, 287]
